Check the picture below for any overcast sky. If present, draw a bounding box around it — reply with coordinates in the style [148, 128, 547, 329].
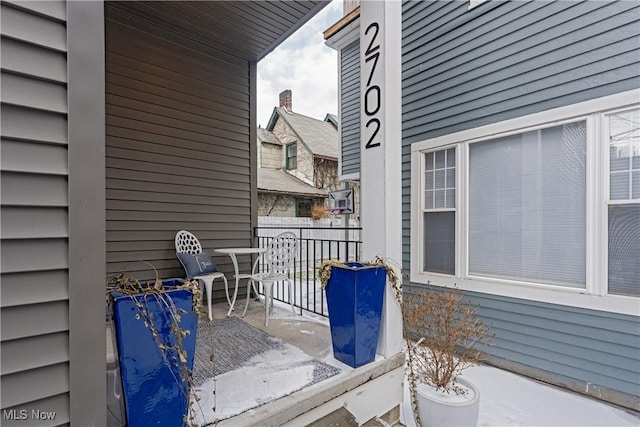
[257, 0, 343, 127]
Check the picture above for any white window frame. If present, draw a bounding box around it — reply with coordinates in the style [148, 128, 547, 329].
[410, 89, 640, 316]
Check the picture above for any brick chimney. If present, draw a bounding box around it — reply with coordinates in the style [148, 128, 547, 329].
[279, 89, 292, 112]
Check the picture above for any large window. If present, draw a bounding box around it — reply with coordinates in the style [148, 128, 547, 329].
[286, 143, 297, 170]
[468, 122, 586, 288]
[410, 91, 639, 314]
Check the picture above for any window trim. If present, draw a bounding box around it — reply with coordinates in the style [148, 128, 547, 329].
[286, 142, 297, 170]
[410, 89, 640, 316]
[296, 197, 312, 217]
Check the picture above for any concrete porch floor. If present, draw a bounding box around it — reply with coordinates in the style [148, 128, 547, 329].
[215, 295, 334, 363]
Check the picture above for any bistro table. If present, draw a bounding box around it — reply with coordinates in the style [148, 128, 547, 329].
[214, 247, 265, 316]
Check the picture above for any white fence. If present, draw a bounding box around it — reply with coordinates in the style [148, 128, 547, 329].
[255, 216, 362, 316]
[257, 216, 361, 273]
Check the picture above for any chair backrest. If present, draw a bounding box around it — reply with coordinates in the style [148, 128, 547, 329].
[266, 231, 298, 274]
[175, 230, 203, 255]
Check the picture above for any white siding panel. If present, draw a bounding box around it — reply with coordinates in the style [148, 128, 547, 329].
[1, 139, 68, 175]
[1, 270, 69, 307]
[1, 332, 69, 375]
[1, 0, 68, 421]
[1, 37, 67, 83]
[1, 172, 68, 207]
[1, 73, 67, 113]
[3, 0, 67, 21]
[0, 364, 69, 409]
[1, 207, 68, 239]
[0, 3, 66, 51]
[1, 301, 69, 341]
[0, 239, 68, 273]
[0, 104, 67, 144]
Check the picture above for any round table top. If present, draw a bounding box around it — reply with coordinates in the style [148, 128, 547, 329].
[214, 247, 265, 255]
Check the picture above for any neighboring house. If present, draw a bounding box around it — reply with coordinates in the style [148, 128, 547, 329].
[257, 168, 327, 217]
[325, 0, 639, 411]
[257, 89, 341, 217]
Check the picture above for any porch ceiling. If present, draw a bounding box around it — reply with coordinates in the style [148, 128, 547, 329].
[107, 0, 330, 62]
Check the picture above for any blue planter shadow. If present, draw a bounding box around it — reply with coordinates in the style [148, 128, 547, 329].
[110, 279, 197, 427]
[325, 263, 386, 368]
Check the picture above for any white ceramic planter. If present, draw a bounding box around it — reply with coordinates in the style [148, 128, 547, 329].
[415, 376, 480, 427]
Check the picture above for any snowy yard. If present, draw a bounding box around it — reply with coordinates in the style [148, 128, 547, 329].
[399, 361, 639, 427]
[267, 302, 640, 427]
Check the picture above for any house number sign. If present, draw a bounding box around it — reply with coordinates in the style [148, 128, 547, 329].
[363, 21, 382, 149]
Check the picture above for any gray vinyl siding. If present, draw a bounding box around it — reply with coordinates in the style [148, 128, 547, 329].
[1, 0, 71, 423]
[105, 4, 254, 300]
[401, 0, 640, 406]
[340, 40, 360, 176]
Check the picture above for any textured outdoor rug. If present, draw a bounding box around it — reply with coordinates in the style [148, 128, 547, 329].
[190, 317, 340, 424]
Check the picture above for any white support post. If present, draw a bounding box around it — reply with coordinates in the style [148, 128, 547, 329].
[359, 0, 403, 358]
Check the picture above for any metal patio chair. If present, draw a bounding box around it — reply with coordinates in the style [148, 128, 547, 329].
[242, 231, 298, 326]
[175, 230, 229, 320]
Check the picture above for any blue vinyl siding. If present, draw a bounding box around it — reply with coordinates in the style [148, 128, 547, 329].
[340, 40, 360, 176]
[401, 0, 640, 406]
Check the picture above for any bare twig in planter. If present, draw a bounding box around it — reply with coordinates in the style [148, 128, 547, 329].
[403, 287, 491, 395]
[106, 262, 211, 427]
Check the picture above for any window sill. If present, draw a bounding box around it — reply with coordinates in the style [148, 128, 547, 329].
[409, 271, 639, 316]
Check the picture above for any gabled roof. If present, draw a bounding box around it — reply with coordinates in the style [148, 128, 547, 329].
[257, 127, 281, 145]
[266, 107, 338, 159]
[324, 113, 339, 128]
[258, 168, 327, 197]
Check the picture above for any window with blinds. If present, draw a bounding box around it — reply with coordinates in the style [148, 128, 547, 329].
[607, 109, 640, 297]
[423, 148, 456, 275]
[468, 122, 587, 288]
[410, 92, 639, 313]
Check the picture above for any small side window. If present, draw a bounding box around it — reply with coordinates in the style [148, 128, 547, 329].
[286, 143, 297, 170]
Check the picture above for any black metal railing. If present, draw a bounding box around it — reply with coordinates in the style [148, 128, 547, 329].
[254, 226, 362, 317]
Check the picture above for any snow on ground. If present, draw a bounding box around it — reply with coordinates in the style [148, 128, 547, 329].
[400, 365, 640, 427]
[191, 345, 317, 424]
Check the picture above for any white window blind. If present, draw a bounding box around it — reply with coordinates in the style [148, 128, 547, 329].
[423, 148, 456, 275]
[608, 109, 640, 297]
[468, 122, 587, 287]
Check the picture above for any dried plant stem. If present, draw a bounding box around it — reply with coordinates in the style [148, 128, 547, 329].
[106, 265, 210, 427]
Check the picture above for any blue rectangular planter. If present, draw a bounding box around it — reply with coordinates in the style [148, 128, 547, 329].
[325, 263, 386, 368]
[111, 279, 197, 427]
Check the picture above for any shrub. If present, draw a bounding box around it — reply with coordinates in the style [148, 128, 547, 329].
[404, 286, 490, 396]
[311, 203, 328, 220]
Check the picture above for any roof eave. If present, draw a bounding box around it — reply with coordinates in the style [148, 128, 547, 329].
[265, 107, 281, 131]
[258, 189, 328, 198]
[258, 1, 331, 61]
[323, 6, 360, 41]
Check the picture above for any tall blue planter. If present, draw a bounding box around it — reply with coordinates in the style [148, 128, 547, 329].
[325, 263, 386, 368]
[110, 279, 197, 427]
